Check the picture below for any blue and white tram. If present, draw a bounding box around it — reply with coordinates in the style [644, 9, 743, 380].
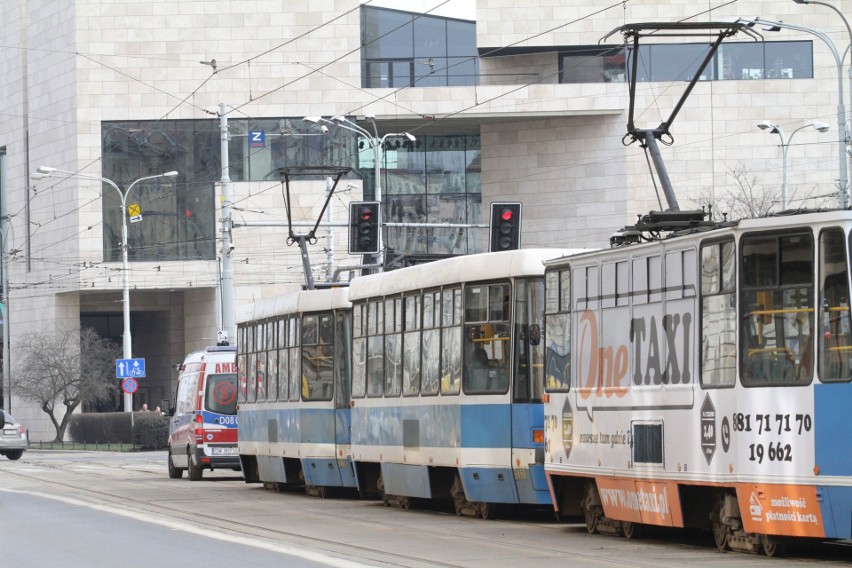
[346, 249, 578, 516]
[542, 210, 852, 555]
[236, 287, 354, 496]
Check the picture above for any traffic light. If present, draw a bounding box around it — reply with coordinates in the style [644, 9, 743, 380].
[489, 202, 522, 251]
[349, 201, 381, 254]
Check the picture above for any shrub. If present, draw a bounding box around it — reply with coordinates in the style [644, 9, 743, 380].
[68, 411, 169, 449]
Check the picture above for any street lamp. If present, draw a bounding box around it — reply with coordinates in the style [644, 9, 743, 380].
[757, 120, 830, 209]
[739, 15, 849, 207]
[31, 167, 178, 412]
[791, 0, 852, 207]
[303, 115, 415, 268]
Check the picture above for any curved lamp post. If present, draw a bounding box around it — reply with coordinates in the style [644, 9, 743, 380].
[792, 0, 852, 206]
[31, 167, 178, 412]
[304, 115, 415, 268]
[740, 15, 848, 207]
[757, 121, 830, 209]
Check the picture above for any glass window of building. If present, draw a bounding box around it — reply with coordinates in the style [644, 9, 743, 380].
[361, 6, 478, 88]
[561, 41, 812, 84]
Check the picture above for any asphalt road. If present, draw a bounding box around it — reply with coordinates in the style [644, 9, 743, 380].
[1, 450, 849, 568]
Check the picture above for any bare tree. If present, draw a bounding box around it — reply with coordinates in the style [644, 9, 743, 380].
[12, 326, 120, 442]
[693, 164, 830, 221]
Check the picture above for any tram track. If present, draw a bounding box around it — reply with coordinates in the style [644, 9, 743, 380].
[1, 451, 846, 568]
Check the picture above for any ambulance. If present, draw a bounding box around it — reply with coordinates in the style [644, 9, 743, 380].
[167, 345, 240, 480]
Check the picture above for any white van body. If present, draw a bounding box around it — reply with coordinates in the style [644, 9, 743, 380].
[168, 346, 239, 480]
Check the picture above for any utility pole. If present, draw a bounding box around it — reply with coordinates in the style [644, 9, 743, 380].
[218, 103, 236, 345]
[325, 177, 334, 282]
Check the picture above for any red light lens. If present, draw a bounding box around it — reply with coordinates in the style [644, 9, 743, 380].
[360, 209, 374, 221]
[501, 209, 513, 221]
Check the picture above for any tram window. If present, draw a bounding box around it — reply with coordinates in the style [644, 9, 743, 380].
[741, 233, 813, 386]
[335, 311, 353, 407]
[819, 228, 852, 382]
[489, 284, 509, 321]
[560, 269, 571, 311]
[352, 337, 367, 398]
[545, 271, 559, 313]
[256, 351, 267, 401]
[700, 241, 736, 388]
[247, 352, 257, 403]
[237, 353, 247, 402]
[742, 236, 778, 287]
[302, 313, 334, 401]
[441, 325, 461, 394]
[465, 286, 487, 322]
[353, 304, 364, 338]
[464, 282, 511, 395]
[443, 288, 455, 326]
[385, 333, 403, 397]
[683, 249, 697, 297]
[266, 349, 278, 402]
[514, 278, 545, 402]
[403, 329, 421, 395]
[266, 321, 275, 351]
[421, 328, 441, 395]
[277, 347, 288, 400]
[289, 345, 301, 401]
[277, 318, 287, 348]
[404, 294, 420, 330]
[632, 422, 663, 465]
[255, 322, 265, 352]
[423, 292, 435, 328]
[367, 334, 384, 397]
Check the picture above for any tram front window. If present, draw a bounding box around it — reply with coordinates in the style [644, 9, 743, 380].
[741, 233, 814, 386]
[463, 283, 510, 394]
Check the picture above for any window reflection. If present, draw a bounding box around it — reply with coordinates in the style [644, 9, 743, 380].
[361, 6, 478, 88]
[561, 41, 812, 84]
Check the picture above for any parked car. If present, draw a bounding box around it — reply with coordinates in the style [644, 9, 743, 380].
[0, 410, 28, 460]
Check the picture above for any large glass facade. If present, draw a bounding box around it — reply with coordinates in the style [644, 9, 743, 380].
[102, 119, 483, 262]
[561, 41, 813, 83]
[361, 6, 478, 88]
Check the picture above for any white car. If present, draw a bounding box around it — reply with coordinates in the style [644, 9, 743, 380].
[0, 410, 28, 460]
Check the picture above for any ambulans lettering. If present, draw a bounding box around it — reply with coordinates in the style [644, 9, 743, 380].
[215, 362, 237, 373]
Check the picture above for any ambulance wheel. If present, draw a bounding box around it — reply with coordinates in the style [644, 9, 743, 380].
[167, 451, 182, 479]
[187, 452, 203, 481]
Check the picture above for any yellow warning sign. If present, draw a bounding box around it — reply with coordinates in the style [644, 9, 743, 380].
[128, 203, 142, 223]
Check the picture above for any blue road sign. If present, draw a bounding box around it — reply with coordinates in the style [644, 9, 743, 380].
[116, 358, 146, 378]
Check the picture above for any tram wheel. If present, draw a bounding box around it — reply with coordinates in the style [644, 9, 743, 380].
[761, 534, 784, 557]
[711, 498, 729, 552]
[622, 521, 640, 540]
[582, 482, 600, 535]
[478, 502, 498, 520]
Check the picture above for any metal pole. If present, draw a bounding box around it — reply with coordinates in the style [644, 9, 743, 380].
[119, 189, 132, 412]
[219, 103, 236, 345]
[781, 133, 789, 209]
[741, 17, 848, 206]
[796, 1, 852, 206]
[325, 177, 334, 282]
[362, 118, 385, 268]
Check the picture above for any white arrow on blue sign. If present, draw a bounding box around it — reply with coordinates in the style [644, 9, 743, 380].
[116, 358, 146, 378]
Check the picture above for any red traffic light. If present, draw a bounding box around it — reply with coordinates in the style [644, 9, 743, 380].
[360, 208, 374, 221]
[500, 208, 513, 221]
